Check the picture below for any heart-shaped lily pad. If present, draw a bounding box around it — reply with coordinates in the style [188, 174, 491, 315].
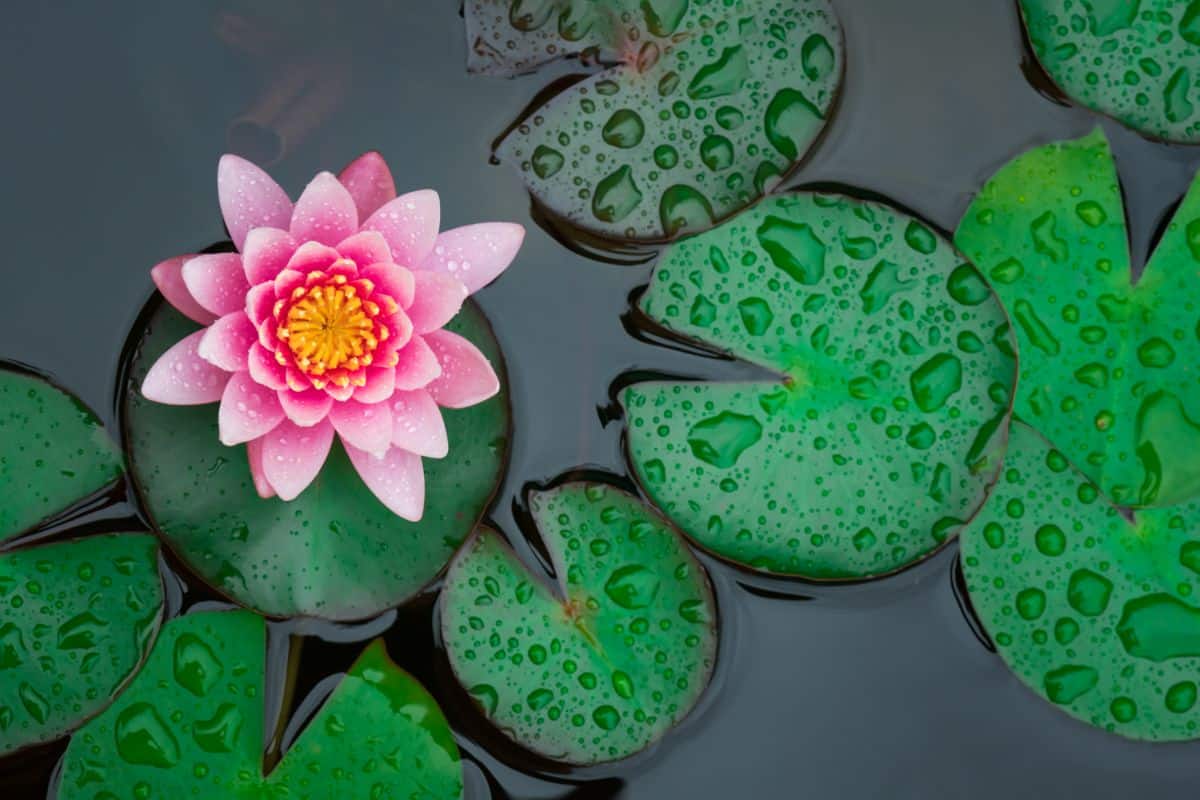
[122, 297, 510, 620]
[961, 420, 1200, 740]
[469, 0, 843, 241]
[956, 128, 1200, 508]
[1018, 0, 1200, 143]
[440, 482, 717, 765]
[622, 193, 1017, 579]
[58, 609, 463, 797]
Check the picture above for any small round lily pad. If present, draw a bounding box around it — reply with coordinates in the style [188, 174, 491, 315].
[122, 298, 510, 620]
[962, 421, 1200, 741]
[623, 193, 1016, 579]
[468, 0, 843, 241]
[58, 609, 462, 797]
[1019, 0, 1200, 143]
[956, 128, 1200, 508]
[441, 482, 717, 765]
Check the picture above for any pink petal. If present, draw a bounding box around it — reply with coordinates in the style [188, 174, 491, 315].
[326, 382, 355, 402]
[290, 171, 358, 247]
[361, 190, 440, 267]
[424, 330, 500, 408]
[330, 400, 393, 457]
[285, 241, 341, 274]
[142, 330, 231, 405]
[248, 343, 288, 390]
[279, 389, 333, 427]
[182, 253, 250, 316]
[337, 231, 392, 270]
[390, 389, 448, 458]
[246, 438, 276, 499]
[274, 268, 306, 299]
[354, 366, 396, 404]
[261, 419, 335, 501]
[338, 152, 396, 220]
[198, 311, 256, 372]
[246, 283, 275, 326]
[392, 335, 442, 391]
[407, 272, 468, 334]
[344, 443, 425, 521]
[417, 222, 524, 294]
[360, 262, 415, 309]
[219, 371, 285, 445]
[151, 256, 217, 325]
[242, 227, 297, 285]
[218, 154, 293, 251]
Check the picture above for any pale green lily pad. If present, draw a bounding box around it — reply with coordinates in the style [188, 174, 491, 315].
[962, 420, 1200, 741]
[58, 609, 462, 797]
[441, 482, 717, 765]
[1019, 0, 1200, 143]
[623, 193, 1016, 579]
[122, 298, 510, 620]
[469, 0, 843, 241]
[956, 128, 1200, 508]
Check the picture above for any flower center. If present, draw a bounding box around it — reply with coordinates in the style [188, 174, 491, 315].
[283, 279, 381, 376]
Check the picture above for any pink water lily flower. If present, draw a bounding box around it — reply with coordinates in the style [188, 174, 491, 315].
[142, 152, 523, 520]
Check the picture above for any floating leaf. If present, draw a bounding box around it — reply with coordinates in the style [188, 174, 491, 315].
[468, 0, 843, 241]
[961, 421, 1200, 741]
[441, 482, 717, 764]
[1019, 0, 1200, 143]
[58, 609, 462, 797]
[623, 193, 1017, 579]
[122, 299, 510, 620]
[956, 129, 1200, 507]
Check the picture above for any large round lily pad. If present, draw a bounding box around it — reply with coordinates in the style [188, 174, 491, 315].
[962, 421, 1200, 741]
[469, 0, 843, 241]
[622, 193, 1016, 579]
[956, 128, 1200, 508]
[1018, 0, 1200, 143]
[122, 298, 510, 620]
[58, 609, 463, 797]
[441, 482, 717, 765]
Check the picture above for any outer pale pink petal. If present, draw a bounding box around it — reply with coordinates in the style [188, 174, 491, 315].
[424, 329, 500, 408]
[361, 190, 440, 267]
[338, 152, 396, 220]
[360, 262, 415, 309]
[151, 256, 217, 324]
[407, 272, 468, 334]
[246, 438, 276, 499]
[248, 343, 288, 390]
[336, 231, 392, 270]
[198, 311, 256, 372]
[242, 227, 297, 285]
[344, 443, 425, 521]
[417, 222, 525, 294]
[330, 400, 393, 457]
[390, 389, 448, 458]
[218, 154, 293, 251]
[392, 335, 442, 391]
[142, 330, 231, 405]
[182, 253, 250, 316]
[353, 366, 396, 404]
[290, 171, 358, 247]
[278, 389, 333, 427]
[219, 371, 285, 445]
[261, 419, 335, 501]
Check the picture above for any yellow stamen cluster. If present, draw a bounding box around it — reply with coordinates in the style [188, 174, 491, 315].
[275, 272, 389, 387]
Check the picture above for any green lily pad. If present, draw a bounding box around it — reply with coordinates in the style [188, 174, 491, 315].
[122, 298, 510, 620]
[58, 609, 463, 798]
[956, 129, 1200, 508]
[622, 193, 1016, 579]
[0, 534, 163, 756]
[961, 420, 1200, 740]
[469, 0, 843, 241]
[1018, 0, 1200, 143]
[440, 482, 717, 765]
[0, 367, 122, 544]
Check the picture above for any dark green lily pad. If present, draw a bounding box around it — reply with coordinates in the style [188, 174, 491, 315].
[956, 129, 1200, 508]
[622, 193, 1016, 579]
[441, 482, 717, 765]
[961, 420, 1200, 741]
[58, 609, 463, 797]
[122, 298, 510, 620]
[469, 0, 843, 241]
[1019, 0, 1200, 143]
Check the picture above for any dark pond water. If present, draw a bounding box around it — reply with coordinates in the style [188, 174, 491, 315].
[3, 1, 1200, 797]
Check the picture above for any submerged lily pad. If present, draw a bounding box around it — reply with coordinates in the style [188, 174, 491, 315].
[441, 482, 717, 765]
[1019, 0, 1200, 143]
[58, 609, 462, 797]
[962, 421, 1200, 740]
[122, 298, 510, 620]
[956, 129, 1200, 507]
[469, 0, 843, 241]
[622, 193, 1016, 579]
